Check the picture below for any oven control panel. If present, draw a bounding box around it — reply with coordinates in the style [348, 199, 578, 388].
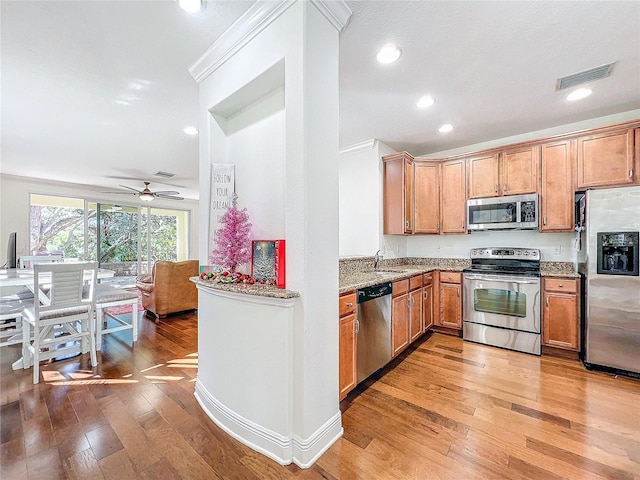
[470, 248, 540, 261]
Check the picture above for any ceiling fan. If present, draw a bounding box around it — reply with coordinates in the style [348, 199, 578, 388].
[102, 182, 184, 201]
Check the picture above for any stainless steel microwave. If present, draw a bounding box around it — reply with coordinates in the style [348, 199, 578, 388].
[467, 193, 539, 231]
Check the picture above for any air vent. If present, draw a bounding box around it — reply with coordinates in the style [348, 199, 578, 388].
[556, 63, 615, 91]
[154, 171, 175, 178]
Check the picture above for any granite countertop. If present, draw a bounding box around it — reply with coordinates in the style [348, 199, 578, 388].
[191, 277, 301, 299]
[540, 262, 579, 278]
[339, 259, 470, 293]
[339, 259, 579, 292]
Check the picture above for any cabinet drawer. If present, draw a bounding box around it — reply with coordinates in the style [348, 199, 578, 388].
[409, 275, 422, 291]
[393, 279, 409, 297]
[440, 271, 462, 284]
[422, 272, 434, 285]
[544, 278, 577, 294]
[339, 292, 356, 317]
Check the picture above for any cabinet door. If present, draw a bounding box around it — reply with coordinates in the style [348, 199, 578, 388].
[467, 153, 500, 199]
[383, 153, 414, 235]
[339, 313, 357, 400]
[440, 282, 462, 329]
[441, 159, 467, 234]
[422, 284, 434, 332]
[577, 129, 634, 188]
[405, 159, 415, 234]
[502, 146, 539, 195]
[543, 293, 578, 350]
[540, 139, 575, 232]
[392, 294, 409, 356]
[415, 162, 441, 233]
[409, 289, 423, 343]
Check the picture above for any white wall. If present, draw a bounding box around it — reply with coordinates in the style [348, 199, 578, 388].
[0, 174, 199, 264]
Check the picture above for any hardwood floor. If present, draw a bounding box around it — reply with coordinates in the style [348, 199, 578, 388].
[1, 313, 639, 479]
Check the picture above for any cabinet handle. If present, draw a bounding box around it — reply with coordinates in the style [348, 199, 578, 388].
[346, 302, 353, 307]
[546, 297, 549, 307]
[630, 169, 634, 178]
[558, 284, 563, 287]
[461, 221, 465, 228]
[543, 216, 547, 225]
[405, 220, 409, 229]
[424, 291, 428, 300]
[494, 184, 498, 193]
[355, 319, 359, 334]
[503, 183, 507, 192]
[436, 221, 440, 230]
[457, 287, 460, 297]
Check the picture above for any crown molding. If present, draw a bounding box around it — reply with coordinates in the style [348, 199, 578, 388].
[339, 139, 378, 156]
[310, 0, 352, 32]
[189, 0, 352, 84]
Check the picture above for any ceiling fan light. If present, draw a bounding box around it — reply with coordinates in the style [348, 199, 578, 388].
[139, 193, 154, 202]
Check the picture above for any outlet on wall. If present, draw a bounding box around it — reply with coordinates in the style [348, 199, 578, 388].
[552, 246, 561, 255]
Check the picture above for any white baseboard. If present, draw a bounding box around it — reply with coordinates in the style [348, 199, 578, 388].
[194, 379, 343, 468]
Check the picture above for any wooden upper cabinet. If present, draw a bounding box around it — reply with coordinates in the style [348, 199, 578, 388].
[440, 159, 467, 234]
[467, 147, 539, 198]
[467, 153, 500, 198]
[540, 139, 575, 232]
[414, 162, 441, 234]
[383, 152, 414, 235]
[577, 128, 635, 189]
[501, 145, 540, 195]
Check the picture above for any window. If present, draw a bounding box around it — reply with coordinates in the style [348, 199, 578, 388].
[29, 194, 85, 260]
[29, 194, 191, 281]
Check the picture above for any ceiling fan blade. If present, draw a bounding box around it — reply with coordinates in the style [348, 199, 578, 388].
[101, 190, 138, 195]
[156, 194, 184, 200]
[152, 190, 180, 196]
[119, 184, 143, 193]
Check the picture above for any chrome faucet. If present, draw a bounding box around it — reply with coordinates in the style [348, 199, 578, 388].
[374, 250, 382, 270]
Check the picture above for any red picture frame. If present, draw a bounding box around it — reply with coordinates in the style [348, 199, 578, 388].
[251, 240, 286, 288]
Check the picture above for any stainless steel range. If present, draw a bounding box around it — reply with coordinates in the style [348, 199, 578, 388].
[463, 248, 541, 355]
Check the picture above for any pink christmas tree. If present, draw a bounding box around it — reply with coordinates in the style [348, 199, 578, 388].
[210, 194, 252, 272]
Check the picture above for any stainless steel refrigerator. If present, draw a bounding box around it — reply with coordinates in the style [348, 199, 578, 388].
[579, 185, 640, 376]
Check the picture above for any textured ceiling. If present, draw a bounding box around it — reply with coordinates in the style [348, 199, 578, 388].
[1, 0, 639, 200]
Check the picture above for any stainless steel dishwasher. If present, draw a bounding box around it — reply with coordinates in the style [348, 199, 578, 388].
[356, 282, 392, 383]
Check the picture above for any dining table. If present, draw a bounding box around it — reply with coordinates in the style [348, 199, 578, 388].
[0, 265, 115, 370]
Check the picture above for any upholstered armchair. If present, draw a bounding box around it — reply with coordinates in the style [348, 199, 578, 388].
[135, 260, 199, 318]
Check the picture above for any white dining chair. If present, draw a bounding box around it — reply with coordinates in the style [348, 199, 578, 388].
[21, 262, 98, 384]
[18, 254, 63, 269]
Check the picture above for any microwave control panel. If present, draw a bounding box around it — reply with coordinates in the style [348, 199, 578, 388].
[521, 201, 536, 223]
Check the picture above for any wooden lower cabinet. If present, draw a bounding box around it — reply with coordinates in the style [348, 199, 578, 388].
[392, 276, 425, 357]
[339, 292, 357, 400]
[438, 271, 462, 329]
[422, 274, 434, 332]
[392, 292, 410, 357]
[409, 286, 423, 343]
[542, 278, 580, 351]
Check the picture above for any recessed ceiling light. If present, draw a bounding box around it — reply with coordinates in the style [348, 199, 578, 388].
[566, 87, 592, 101]
[377, 44, 401, 64]
[178, 0, 202, 13]
[183, 126, 199, 135]
[438, 124, 453, 133]
[416, 96, 435, 109]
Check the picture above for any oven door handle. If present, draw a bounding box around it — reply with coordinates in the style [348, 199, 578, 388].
[463, 273, 540, 284]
